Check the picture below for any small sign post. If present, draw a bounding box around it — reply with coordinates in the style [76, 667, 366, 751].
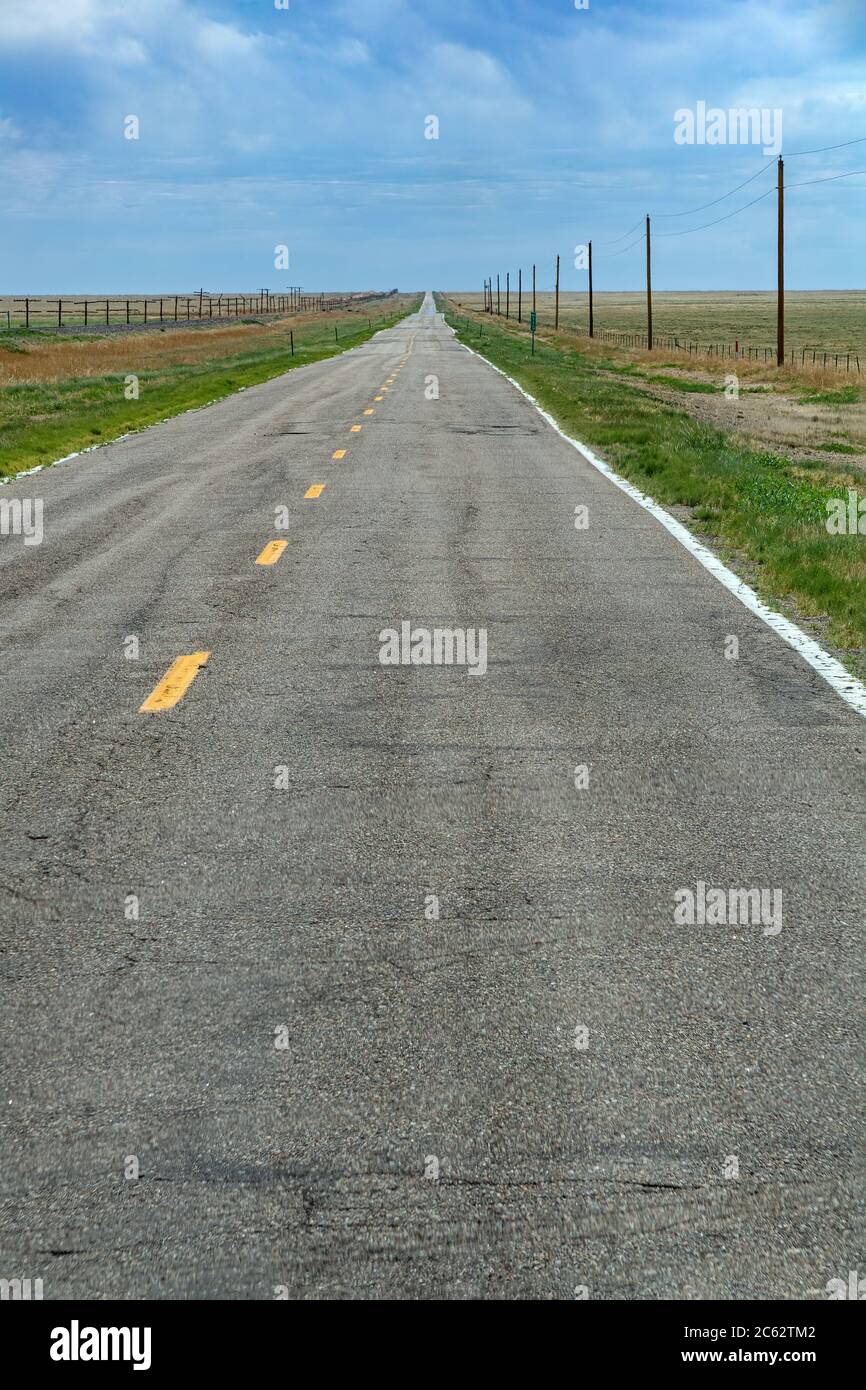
[530, 310, 537, 354]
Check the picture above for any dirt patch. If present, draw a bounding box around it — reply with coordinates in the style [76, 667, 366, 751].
[613, 368, 866, 473]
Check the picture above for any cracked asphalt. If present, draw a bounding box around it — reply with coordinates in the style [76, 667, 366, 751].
[0, 293, 864, 1299]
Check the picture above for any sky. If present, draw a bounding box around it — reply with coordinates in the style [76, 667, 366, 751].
[1, 0, 864, 293]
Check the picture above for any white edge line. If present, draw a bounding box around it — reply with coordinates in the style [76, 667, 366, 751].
[0, 316, 404, 489]
[452, 325, 866, 721]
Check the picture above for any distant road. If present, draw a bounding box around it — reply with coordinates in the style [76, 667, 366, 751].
[0, 291, 863, 1298]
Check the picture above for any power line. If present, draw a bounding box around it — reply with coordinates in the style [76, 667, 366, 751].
[785, 134, 866, 157]
[592, 134, 866, 246]
[596, 231, 645, 259]
[786, 167, 866, 189]
[653, 159, 776, 218]
[595, 216, 645, 248]
[654, 186, 775, 237]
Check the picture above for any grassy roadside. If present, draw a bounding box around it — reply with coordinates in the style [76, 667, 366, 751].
[0, 296, 421, 481]
[440, 296, 866, 680]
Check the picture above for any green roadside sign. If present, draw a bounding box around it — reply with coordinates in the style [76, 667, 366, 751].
[530, 311, 537, 332]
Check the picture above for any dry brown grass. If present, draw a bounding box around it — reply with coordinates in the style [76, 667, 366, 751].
[0, 307, 373, 385]
[446, 293, 866, 471]
[451, 293, 863, 391]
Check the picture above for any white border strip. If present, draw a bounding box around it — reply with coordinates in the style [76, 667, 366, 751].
[0, 319, 400, 488]
[455, 330, 866, 720]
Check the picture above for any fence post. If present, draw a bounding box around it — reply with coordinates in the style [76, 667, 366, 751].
[776, 157, 784, 367]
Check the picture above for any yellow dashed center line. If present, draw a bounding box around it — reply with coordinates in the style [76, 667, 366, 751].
[364, 408, 374, 416]
[255, 539, 288, 566]
[139, 652, 210, 713]
[374, 396, 383, 402]
[332, 449, 347, 459]
[305, 484, 326, 498]
[350, 425, 362, 433]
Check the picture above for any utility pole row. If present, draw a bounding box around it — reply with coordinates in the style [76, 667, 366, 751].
[482, 168, 785, 364]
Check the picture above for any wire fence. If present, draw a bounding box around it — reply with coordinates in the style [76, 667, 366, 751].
[475, 132, 866, 375]
[1, 288, 396, 330]
[591, 324, 862, 372]
[449, 305, 863, 375]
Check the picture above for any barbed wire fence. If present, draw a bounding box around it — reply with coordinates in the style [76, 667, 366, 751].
[478, 134, 866, 373]
[1, 287, 397, 331]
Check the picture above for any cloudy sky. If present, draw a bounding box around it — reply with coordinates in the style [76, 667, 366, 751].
[0, 0, 863, 293]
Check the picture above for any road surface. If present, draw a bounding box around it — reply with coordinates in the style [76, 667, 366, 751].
[1, 292, 863, 1299]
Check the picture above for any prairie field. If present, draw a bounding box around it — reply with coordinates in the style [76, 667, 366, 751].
[0, 296, 419, 478]
[452, 289, 866, 361]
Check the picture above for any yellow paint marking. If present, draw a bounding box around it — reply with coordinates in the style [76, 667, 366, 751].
[350, 425, 362, 433]
[332, 449, 347, 459]
[364, 408, 374, 415]
[139, 652, 210, 713]
[255, 540, 288, 567]
[305, 484, 326, 498]
[374, 395, 383, 401]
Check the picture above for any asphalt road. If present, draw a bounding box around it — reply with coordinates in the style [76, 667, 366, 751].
[1, 292, 863, 1300]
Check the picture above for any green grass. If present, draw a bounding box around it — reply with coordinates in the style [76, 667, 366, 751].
[0, 300, 420, 480]
[641, 374, 718, 394]
[818, 440, 861, 455]
[798, 384, 861, 406]
[453, 289, 866, 358]
[443, 301, 866, 672]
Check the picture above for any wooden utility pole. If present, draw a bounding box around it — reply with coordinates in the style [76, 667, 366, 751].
[506, 271, 510, 318]
[518, 268, 522, 322]
[645, 216, 653, 351]
[497, 274, 501, 315]
[588, 240, 594, 338]
[555, 254, 560, 328]
[776, 157, 784, 367]
[532, 264, 536, 314]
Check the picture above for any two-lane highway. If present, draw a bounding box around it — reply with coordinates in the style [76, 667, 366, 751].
[1, 293, 864, 1299]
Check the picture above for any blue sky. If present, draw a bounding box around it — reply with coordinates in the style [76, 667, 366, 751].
[1, 0, 864, 292]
